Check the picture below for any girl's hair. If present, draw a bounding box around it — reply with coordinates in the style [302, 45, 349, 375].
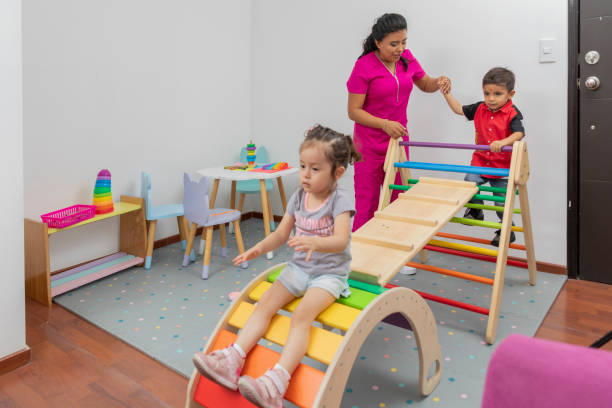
[360, 13, 409, 71]
[301, 125, 361, 174]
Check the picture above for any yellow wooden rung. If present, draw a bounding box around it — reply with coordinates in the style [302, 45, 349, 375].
[228, 301, 343, 365]
[249, 281, 361, 332]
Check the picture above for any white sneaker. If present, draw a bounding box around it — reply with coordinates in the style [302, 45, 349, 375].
[399, 266, 417, 275]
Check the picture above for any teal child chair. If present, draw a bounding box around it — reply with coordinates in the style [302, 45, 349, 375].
[141, 172, 189, 269]
[183, 173, 247, 279]
[236, 145, 275, 231]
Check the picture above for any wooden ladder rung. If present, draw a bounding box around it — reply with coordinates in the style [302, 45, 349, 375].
[398, 194, 459, 205]
[351, 234, 414, 252]
[228, 301, 343, 365]
[194, 329, 324, 408]
[249, 281, 361, 332]
[374, 211, 437, 227]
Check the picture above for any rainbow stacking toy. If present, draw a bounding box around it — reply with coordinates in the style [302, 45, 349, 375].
[246, 141, 256, 167]
[92, 169, 114, 214]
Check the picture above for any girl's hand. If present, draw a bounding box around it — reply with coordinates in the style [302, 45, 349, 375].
[490, 140, 504, 153]
[382, 120, 407, 139]
[437, 76, 451, 95]
[233, 244, 263, 265]
[287, 236, 318, 261]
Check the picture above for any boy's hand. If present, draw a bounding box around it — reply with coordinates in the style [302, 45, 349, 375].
[490, 141, 505, 153]
[233, 244, 263, 265]
[437, 76, 451, 95]
[383, 120, 407, 139]
[288, 236, 318, 261]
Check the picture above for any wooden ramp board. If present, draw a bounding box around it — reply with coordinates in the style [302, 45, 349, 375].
[350, 177, 478, 286]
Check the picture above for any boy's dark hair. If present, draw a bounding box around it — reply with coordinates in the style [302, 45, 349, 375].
[360, 13, 410, 71]
[482, 67, 515, 92]
[302, 125, 361, 174]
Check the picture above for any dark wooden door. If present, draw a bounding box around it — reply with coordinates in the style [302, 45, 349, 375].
[578, 0, 612, 284]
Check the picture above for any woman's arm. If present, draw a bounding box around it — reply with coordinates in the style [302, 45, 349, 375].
[233, 212, 295, 265]
[348, 93, 406, 139]
[414, 74, 451, 94]
[287, 212, 351, 261]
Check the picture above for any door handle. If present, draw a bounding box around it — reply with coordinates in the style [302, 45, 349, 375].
[585, 76, 600, 90]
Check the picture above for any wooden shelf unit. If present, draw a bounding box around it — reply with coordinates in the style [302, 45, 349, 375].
[24, 195, 147, 306]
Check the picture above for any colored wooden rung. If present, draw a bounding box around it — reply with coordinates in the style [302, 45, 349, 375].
[249, 281, 361, 332]
[436, 232, 526, 251]
[267, 267, 378, 310]
[424, 245, 528, 269]
[228, 301, 343, 365]
[450, 217, 524, 232]
[194, 329, 324, 408]
[428, 239, 499, 258]
[405, 262, 494, 285]
[472, 193, 505, 203]
[394, 161, 510, 177]
[465, 203, 521, 214]
[385, 283, 490, 315]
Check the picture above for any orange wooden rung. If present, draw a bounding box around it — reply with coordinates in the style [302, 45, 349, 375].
[194, 329, 324, 408]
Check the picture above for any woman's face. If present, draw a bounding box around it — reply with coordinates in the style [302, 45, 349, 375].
[375, 30, 407, 63]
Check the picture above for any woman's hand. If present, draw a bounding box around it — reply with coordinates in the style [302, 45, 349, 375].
[382, 120, 407, 139]
[437, 76, 451, 95]
[288, 236, 319, 261]
[233, 244, 263, 265]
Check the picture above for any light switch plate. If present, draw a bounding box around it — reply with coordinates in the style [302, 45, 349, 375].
[539, 39, 557, 63]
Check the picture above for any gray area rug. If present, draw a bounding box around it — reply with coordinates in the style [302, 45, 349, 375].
[55, 218, 566, 407]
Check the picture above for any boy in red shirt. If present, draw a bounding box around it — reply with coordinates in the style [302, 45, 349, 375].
[442, 67, 524, 246]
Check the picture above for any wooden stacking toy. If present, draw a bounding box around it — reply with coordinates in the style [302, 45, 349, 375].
[92, 169, 114, 214]
[246, 141, 256, 167]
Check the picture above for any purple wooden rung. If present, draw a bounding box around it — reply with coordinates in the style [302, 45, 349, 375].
[401, 141, 513, 152]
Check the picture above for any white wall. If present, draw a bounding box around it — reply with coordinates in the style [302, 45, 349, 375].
[23, 0, 251, 270]
[251, 0, 568, 265]
[1, 0, 26, 358]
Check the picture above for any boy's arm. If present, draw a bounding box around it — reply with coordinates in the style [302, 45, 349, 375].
[443, 92, 465, 116]
[287, 212, 351, 261]
[490, 131, 524, 152]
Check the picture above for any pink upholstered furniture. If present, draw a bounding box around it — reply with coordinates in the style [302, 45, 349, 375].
[482, 334, 612, 408]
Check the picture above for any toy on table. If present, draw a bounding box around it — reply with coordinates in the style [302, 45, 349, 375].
[224, 163, 250, 171]
[248, 162, 291, 173]
[246, 140, 256, 167]
[92, 169, 114, 214]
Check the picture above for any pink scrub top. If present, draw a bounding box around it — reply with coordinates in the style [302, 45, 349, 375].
[347, 49, 426, 158]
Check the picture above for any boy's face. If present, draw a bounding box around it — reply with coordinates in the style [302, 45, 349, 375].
[482, 84, 515, 111]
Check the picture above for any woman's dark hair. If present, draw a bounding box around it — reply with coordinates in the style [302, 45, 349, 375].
[360, 13, 409, 71]
[483, 67, 516, 92]
[302, 125, 361, 174]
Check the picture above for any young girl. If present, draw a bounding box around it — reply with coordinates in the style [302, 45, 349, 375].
[192, 125, 360, 408]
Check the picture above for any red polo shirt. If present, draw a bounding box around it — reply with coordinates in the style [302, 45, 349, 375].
[462, 100, 525, 177]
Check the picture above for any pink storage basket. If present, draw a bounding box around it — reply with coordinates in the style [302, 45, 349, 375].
[41, 204, 97, 228]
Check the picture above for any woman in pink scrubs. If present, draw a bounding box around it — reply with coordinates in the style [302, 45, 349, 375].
[347, 13, 450, 232]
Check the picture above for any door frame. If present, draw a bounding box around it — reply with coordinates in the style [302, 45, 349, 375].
[567, 0, 579, 279]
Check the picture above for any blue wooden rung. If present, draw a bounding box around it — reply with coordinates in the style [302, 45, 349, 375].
[394, 161, 510, 177]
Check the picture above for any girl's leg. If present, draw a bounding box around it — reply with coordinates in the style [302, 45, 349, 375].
[353, 155, 385, 231]
[278, 287, 336, 373]
[236, 280, 296, 354]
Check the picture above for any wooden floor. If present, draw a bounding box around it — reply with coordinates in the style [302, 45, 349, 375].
[1, 278, 611, 407]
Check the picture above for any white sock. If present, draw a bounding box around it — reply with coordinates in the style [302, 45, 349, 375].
[266, 364, 291, 394]
[231, 343, 246, 359]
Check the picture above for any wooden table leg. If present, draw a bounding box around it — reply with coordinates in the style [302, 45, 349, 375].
[277, 176, 287, 212]
[260, 179, 273, 259]
[229, 180, 237, 234]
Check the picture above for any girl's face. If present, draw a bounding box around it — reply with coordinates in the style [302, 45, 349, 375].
[299, 145, 344, 196]
[375, 30, 407, 63]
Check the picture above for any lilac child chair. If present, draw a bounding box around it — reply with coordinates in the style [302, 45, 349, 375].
[182, 173, 247, 279]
